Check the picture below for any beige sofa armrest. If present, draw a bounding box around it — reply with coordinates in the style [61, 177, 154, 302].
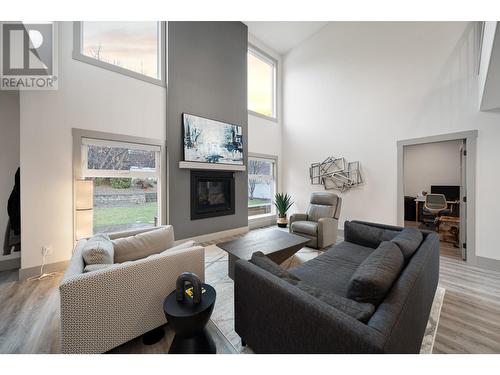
[318, 217, 339, 248]
[59, 245, 204, 353]
[289, 213, 308, 232]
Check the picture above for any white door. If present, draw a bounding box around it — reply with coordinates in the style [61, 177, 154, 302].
[459, 139, 467, 261]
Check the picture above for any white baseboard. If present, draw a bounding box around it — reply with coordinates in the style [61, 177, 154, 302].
[249, 215, 276, 229]
[0, 252, 21, 271]
[175, 226, 249, 245]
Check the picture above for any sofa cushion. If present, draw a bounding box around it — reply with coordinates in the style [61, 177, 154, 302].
[112, 226, 175, 263]
[344, 221, 400, 249]
[391, 228, 423, 262]
[289, 241, 373, 296]
[307, 204, 335, 222]
[82, 234, 114, 266]
[291, 220, 318, 236]
[83, 263, 114, 273]
[347, 241, 404, 305]
[250, 251, 301, 284]
[296, 282, 375, 323]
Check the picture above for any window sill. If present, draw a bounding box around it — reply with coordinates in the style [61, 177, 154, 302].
[248, 110, 278, 123]
[249, 213, 276, 221]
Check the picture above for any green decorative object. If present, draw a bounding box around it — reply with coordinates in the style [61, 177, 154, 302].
[273, 193, 294, 228]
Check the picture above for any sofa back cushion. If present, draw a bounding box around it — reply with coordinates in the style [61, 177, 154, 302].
[82, 234, 114, 266]
[344, 221, 399, 249]
[347, 241, 404, 305]
[250, 251, 301, 284]
[112, 226, 175, 263]
[391, 228, 423, 262]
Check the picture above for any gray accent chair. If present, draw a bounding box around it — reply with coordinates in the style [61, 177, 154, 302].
[234, 221, 440, 353]
[289, 192, 342, 249]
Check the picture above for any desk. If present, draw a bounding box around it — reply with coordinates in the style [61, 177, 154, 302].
[414, 196, 460, 223]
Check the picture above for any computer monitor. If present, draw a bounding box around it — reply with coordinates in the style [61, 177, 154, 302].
[430, 185, 460, 201]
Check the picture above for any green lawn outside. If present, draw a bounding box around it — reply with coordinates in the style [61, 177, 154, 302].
[94, 202, 157, 228]
[248, 198, 271, 207]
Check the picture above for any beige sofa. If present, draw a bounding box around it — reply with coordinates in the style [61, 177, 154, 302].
[59, 225, 205, 354]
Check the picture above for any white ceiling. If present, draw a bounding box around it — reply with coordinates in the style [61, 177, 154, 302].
[244, 21, 329, 55]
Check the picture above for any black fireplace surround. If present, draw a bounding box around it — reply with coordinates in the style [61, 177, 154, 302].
[191, 170, 235, 220]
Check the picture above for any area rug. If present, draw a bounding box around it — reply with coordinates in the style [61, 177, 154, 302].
[205, 244, 445, 354]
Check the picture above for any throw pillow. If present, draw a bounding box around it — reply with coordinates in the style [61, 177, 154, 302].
[344, 221, 399, 249]
[296, 282, 375, 323]
[83, 263, 114, 273]
[347, 241, 404, 305]
[82, 234, 114, 266]
[250, 251, 301, 284]
[391, 228, 423, 262]
[112, 226, 175, 263]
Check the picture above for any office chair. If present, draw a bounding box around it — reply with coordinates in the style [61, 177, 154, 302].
[421, 193, 451, 228]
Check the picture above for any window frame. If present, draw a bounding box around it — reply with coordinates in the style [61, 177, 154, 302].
[73, 21, 167, 87]
[247, 153, 278, 218]
[72, 128, 166, 240]
[81, 138, 161, 179]
[247, 44, 278, 122]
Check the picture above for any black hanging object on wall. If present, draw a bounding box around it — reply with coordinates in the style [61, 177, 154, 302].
[7, 168, 21, 235]
[176, 272, 202, 304]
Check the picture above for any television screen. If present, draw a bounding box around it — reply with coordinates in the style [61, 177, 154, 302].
[431, 185, 460, 201]
[183, 113, 243, 165]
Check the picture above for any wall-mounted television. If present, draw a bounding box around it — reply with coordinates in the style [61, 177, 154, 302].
[431, 185, 460, 201]
[183, 113, 243, 165]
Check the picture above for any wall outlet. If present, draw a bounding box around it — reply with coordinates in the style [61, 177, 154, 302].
[41, 246, 53, 256]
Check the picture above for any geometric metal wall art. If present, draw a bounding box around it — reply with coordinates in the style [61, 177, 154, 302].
[310, 156, 363, 193]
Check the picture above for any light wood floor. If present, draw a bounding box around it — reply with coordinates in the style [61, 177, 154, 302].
[1, 226, 500, 354]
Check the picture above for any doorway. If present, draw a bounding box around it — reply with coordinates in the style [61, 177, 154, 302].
[397, 131, 477, 262]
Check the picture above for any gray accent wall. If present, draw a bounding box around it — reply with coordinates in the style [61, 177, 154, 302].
[167, 22, 248, 239]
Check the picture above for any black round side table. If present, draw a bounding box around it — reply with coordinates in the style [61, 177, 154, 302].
[163, 283, 216, 354]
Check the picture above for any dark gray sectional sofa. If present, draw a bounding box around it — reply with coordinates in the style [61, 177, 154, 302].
[234, 220, 440, 353]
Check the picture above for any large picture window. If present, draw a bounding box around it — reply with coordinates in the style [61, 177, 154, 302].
[80, 138, 162, 234]
[248, 45, 277, 120]
[248, 156, 276, 217]
[73, 22, 165, 85]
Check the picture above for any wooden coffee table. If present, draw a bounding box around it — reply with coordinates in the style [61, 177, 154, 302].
[217, 229, 310, 280]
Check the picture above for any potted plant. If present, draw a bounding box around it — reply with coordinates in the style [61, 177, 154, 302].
[273, 193, 294, 228]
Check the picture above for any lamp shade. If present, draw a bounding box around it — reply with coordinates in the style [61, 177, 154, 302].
[75, 209, 93, 240]
[75, 180, 93, 210]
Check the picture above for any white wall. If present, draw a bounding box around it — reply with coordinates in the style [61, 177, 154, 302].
[283, 22, 500, 261]
[403, 140, 462, 197]
[247, 34, 283, 193]
[0, 91, 20, 250]
[20, 22, 166, 271]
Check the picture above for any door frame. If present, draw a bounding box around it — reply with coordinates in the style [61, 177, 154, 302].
[396, 130, 478, 263]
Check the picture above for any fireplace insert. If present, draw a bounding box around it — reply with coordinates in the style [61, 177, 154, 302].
[191, 171, 235, 220]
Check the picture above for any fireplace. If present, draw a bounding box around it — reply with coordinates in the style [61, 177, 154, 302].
[191, 171, 235, 220]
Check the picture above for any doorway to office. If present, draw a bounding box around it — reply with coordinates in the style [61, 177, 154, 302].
[397, 131, 477, 262]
